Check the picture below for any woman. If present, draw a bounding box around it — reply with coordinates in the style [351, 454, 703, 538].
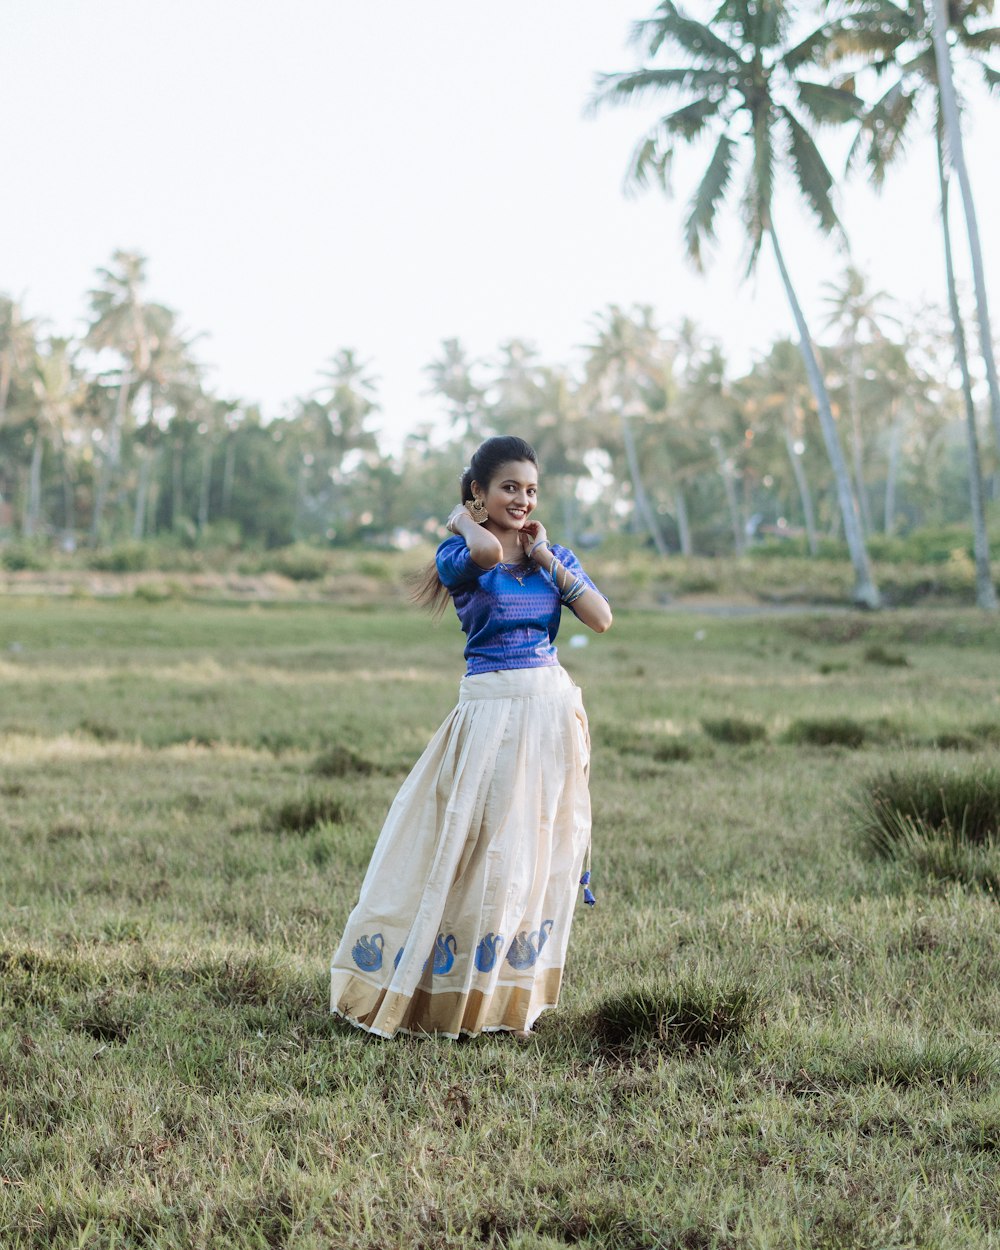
[329, 435, 612, 1038]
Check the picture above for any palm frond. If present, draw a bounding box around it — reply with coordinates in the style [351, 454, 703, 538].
[660, 95, 728, 139]
[684, 131, 737, 269]
[588, 67, 731, 116]
[781, 21, 834, 70]
[780, 106, 840, 236]
[623, 127, 675, 197]
[961, 24, 1000, 51]
[797, 81, 865, 125]
[741, 106, 774, 276]
[983, 62, 1000, 93]
[630, 2, 741, 66]
[858, 81, 921, 185]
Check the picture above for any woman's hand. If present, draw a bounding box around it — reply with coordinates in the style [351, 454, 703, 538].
[519, 519, 550, 558]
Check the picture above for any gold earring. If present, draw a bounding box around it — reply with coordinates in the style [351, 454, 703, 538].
[466, 497, 488, 524]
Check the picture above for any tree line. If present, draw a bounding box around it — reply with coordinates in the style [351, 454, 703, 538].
[0, 0, 997, 611]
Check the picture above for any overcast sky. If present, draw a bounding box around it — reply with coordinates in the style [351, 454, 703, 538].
[3, 1, 998, 452]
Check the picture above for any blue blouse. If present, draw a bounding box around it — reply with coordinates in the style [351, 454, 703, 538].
[435, 535, 604, 675]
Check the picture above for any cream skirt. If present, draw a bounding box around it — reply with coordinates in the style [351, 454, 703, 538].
[329, 664, 593, 1039]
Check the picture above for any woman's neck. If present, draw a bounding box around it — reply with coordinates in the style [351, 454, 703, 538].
[484, 523, 524, 563]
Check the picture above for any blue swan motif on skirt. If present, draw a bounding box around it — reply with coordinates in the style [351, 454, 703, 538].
[474, 932, 504, 973]
[505, 919, 554, 970]
[351, 933, 384, 971]
[430, 933, 458, 974]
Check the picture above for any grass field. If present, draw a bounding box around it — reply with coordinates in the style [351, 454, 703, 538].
[1, 595, 999, 1249]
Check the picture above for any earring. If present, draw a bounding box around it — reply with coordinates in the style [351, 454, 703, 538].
[466, 496, 489, 524]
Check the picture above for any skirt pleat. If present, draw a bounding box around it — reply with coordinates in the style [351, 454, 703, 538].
[329, 664, 592, 1038]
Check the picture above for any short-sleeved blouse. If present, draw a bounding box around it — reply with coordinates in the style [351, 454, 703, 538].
[435, 535, 604, 675]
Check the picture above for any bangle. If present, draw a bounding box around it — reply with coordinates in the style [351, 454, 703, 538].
[562, 578, 587, 606]
[527, 537, 550, 561]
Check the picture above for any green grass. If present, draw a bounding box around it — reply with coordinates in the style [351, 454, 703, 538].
[2, 598, 1000, 1248]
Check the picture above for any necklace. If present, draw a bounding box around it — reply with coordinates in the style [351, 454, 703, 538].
[497, 559, 533, 587]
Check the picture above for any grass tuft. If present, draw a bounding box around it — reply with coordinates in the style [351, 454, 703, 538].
[855, 764, 1000, 892]
[701, 716, 767, 745]
[863, 643, 910, 668]
[310, 743, 378, 777]
[591, 973, 766, 1054]
[271, 790, 355, 833]
[784, 716, 867, 748]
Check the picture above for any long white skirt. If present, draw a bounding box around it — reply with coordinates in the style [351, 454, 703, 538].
[329, 664, 593, 1038]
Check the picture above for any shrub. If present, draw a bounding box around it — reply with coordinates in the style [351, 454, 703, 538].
[266, 544, 331, 581]
[88, 543, 150, 573]
[701, 716, 767, 745]
[784, 717, 867, 748]
[1, 543, 49, 572]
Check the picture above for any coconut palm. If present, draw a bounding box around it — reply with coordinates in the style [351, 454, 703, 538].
[831, 0, 1000, 452]
[821, 266, 900, 535]
[27, 338, 86, 539]
[0, 297, 40, 429]
[737, 339, 822, 554]
[582, 305, 673, 555]
[591, 0, 880, 605]
[833, 0, 997, 605]
[85, 251, 157, 541]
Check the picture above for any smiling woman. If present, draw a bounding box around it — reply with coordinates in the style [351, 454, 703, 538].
[329, 435, 612, 1040]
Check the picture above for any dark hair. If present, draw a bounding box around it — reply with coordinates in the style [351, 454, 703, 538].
[410, 436, 539, 616]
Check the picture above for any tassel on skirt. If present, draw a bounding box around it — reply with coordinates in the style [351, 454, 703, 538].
[329, 663, 592, 1039]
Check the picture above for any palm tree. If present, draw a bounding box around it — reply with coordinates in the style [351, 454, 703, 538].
[738, 339, 822, 555]
[27, 338, 85, 540]
[591, 0, 881, 606]
[0, 297, 40, 429]
[831, 0, 1000, 453]
[834, 0, 998, 606]
[424, 339, 488, 446]
[85, 251, 156, 541]
[582, 304, 672, 556]
[821, 266, 900, 535]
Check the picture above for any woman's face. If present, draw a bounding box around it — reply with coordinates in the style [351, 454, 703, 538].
[474, 459, 538, 534]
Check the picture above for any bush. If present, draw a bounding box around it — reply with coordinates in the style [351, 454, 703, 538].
[88, 543, 151, 573]
[1, 543, 49, 572]
[265, 544, 331, 581]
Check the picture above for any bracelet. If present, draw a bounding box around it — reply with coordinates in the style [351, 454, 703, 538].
[562, 578, 587, 606]
[526, 537, 550, 561]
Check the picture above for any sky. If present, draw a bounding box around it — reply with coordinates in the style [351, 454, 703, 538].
[2, 1, 998, 453]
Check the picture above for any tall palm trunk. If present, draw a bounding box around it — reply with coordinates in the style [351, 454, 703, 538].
[133, 449, 156, 540]
[931, 0, 1000, 454]
[621, 411, 670, 556]
[937, 130, 997, 611]
[674, 487, 692, 556]
[712, 440, 744, 554]
[783, 416, 818, 556]
[198, 441, 214, 532]
[23, 433, 44, 538]
[847, 339, 872, 534]
[0, 352, 12, 428]
[769, 224, 880, 607]
[90, 367, 132, 543]
[883, 400, 906, 535]
[221, 438, 236, 518]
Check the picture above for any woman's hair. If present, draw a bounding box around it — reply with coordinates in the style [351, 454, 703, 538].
[410, 436, 539, 616]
